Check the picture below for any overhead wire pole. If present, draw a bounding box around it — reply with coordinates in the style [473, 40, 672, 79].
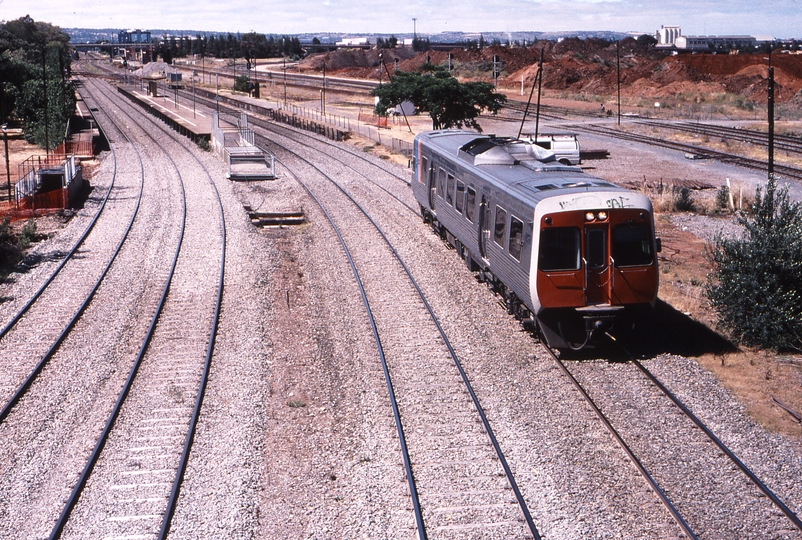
[617, 40, 621, 126]
[767, 51, 774, 178]
[378, 52, 383, 129]
[534, 49, 544, 142]
[382, 59, 413, 133]
[517, 49, 542, 139]
[2, 124, 11, 204]
[42, 45, 50, 155]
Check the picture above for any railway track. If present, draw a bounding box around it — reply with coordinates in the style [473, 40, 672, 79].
[564, 122, 802, 181]
[542, 339, 802, 538]
[637, 119, 802, 156]
[259, 125, 541, 538]
[55, 75, 225, 540]
[0, 70, 226, 539]
[0, 84, 145, 420]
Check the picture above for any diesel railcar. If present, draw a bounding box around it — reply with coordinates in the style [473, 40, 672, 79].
[412, 130, 660, 349]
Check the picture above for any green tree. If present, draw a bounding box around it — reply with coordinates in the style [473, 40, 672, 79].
[16, 74, 75, 149]
[637, 34, 658, 47]
[706, 176, 802, 351]
[0, 16, 73, 149]
[371, 66, 506, 132]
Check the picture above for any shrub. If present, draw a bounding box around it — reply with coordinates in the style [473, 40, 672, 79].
[19, 218, 37, 248]
[0, 217, 23, 281]
[673, 186, 695, 212]
[715, 185, 731, 212]
[706, 176, 802, 351]
[233, 75, 250, 93]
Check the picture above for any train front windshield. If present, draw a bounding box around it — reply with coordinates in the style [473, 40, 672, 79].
[539, 227, 581, 271]
[612, 222, 654, 266]
[538, 222, 654, 270]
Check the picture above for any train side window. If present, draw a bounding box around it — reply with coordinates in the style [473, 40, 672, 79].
[539, 227, 580, 271]
[494, 206, 507, 247]
[612, 222, 654, 266]
[508, 216, 524, 261]
[419, 157, 428, 183]
[437, 168, 446, 198]
[464, 187, 476, 222]
[446, 174, 455, 206]
[455, 180, 465, 213]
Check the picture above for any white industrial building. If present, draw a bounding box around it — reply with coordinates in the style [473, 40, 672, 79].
[654, 25, 759, 51]
[655, 25, 681, 47]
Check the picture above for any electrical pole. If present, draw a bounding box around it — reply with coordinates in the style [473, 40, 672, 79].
[378, 52, 383, 129]
[534, 49, 543, 141]
[2, 124, 11, 203]
[617, 40, 621, 126]
[768, 52, 774, 178]
[42, 46, 50, 155]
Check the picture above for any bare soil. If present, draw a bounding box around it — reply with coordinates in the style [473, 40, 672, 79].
[299, 39, 802, 118]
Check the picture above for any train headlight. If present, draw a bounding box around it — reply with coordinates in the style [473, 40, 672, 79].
[585, 212, 595, 222]
[597, 211, 608, 221]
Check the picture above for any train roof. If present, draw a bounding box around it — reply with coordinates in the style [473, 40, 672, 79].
[416, 130, 628, 207]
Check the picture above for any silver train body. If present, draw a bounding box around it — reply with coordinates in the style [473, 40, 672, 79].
[411, 130, 660, 349]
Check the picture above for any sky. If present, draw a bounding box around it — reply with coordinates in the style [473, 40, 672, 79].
[1, 0, 800, 38]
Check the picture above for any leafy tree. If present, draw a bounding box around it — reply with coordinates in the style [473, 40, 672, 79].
[371, 66, 506, 132]
[16, 75, 75, 149]
[637, 34, 658, 47]
[0, 16, 73, 149]
[706, 176, 802, 351]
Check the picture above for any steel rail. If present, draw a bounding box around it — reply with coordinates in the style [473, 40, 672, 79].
[264, 133, 542, 539]
[252, 130, 416, 217]
[565, 122, 802, 181]
[0, 82, 117, 341]
[541, 345, 699, 540]
[48, 77, 191, 540]
[157, 106, 227, 540]
[615, 342, 802, 533]
[0, 79, 146, 424]
[270, 152, 428, 539]
[639, 120, 802, 155]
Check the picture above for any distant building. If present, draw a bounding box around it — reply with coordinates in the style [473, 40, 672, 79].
[655, 25, 761, 52]
[335, 37, 369, 48]
[675, 35, 756, 51]
[119, 29, 151, 44]
[655, 25, 681, 47]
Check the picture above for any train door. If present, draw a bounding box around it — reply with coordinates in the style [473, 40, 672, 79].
[584, 225, 612, 305]
[427, 163, 436, 211]
[478, 196, 490, 259]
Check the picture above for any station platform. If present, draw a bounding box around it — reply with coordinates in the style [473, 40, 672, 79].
[117, 86, 213, 141]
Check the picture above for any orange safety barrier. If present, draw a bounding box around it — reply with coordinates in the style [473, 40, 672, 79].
[54, 141, 93, 158]
[0, 188, 67, 222]
[357, 113, 388, 127]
